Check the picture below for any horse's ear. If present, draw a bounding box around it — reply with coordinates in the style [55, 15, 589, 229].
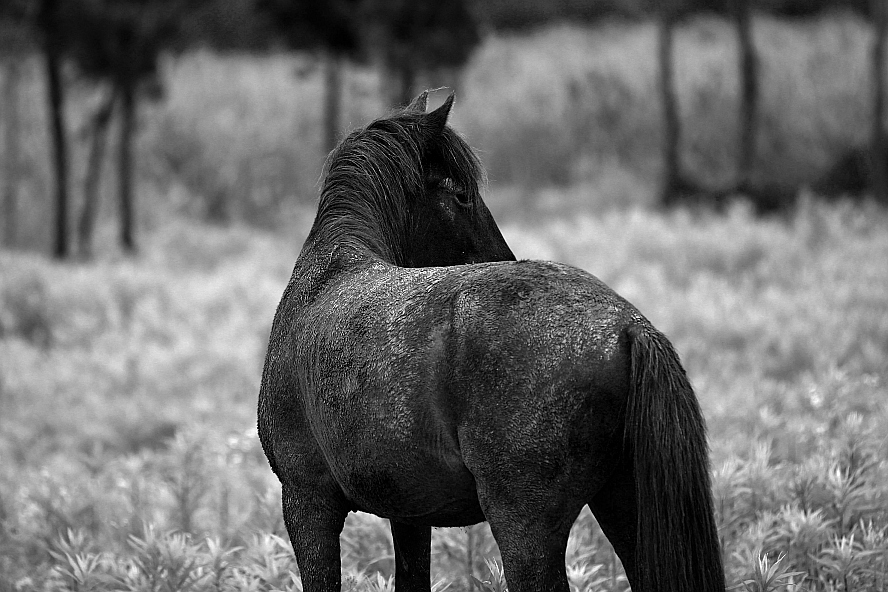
[406, 91, 429, 113]
[423, 92, 454, 135]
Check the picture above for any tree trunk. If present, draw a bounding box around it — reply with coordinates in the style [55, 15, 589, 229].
[323, 51, 344, 154]
[658, 5, 682, 206]
[78, 88, 116, 259]
[733, 0, 759, 191]
[872, 0, 887, 204]
[42, 0, 70, 259]
[2, 59, 22, 248]
[118, 77, 136, 253]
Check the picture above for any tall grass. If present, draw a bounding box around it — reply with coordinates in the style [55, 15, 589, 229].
[1, 201, 886, 590]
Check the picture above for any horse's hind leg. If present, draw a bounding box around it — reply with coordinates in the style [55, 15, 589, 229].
[282, 484, 347, 591]
[473, 478, 581, 592]
[390, 522, 431, 591]
[482, 504, 578, 592]
[588, 458, 638, 586]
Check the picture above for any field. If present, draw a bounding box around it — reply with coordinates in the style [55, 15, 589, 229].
[2, 200, 887, 591]
[2, 10, 888, 592]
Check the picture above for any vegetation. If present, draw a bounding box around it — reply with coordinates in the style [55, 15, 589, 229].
[1, 0, 484, 257]
[2, 10, 886, 251]
[3, 0, 886, 257]
[1, 9, 887, 592]
[1, 199, 886, 590]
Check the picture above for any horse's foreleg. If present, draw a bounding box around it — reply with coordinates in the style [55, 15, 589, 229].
[282, 485, 347, 592]
[390, 521, 431, 592]
[588, 459, 638, 587]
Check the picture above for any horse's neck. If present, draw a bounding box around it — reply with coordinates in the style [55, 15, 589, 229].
[304, 209, 402, 267]
[291, 237, 387, 305]
[299, 233, 377, 268]
[309, 189, 405, 266]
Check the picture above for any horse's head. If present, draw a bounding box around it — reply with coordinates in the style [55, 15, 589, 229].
[316, 91, 515, 267]
[394, 91, 515, 267]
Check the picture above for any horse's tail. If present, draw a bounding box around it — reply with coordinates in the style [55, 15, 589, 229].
[625, 324, 725, 592]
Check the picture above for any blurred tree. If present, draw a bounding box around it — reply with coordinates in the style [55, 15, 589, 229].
[257, 0, 481, 145]
[0, 59, 21, 249]
[732, 0, 759, 192]
[755, 0, 870, 18]
[871, 0, 887, 205]
[77, 87, 116, 259]
[0, 0, 35, 249]
[657, 0, 685, 206]
[474, 0, 870, 30]
[474, 0, 646, 30]
[362, 0, 482, 107]
[38, 0, 72, 259]
[179, 0, 272, 52]
[256, 0, 362, 154]
[62, 0, 212, 255]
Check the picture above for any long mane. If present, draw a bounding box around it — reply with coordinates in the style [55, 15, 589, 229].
[306, 108, 484, 266]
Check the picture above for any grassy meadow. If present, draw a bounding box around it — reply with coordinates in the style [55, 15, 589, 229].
[2, 202, 887, 591]
[2, 10, 888, 592]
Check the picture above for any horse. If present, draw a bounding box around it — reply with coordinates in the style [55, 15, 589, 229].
[258, 91, 726, 592]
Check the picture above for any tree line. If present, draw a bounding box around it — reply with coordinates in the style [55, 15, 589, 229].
[0, 0, 885, 260]
[657, 0, 887, 211]
[0, 0, 484, 259]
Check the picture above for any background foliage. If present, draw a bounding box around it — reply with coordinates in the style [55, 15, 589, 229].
[1, 10, 883, 249]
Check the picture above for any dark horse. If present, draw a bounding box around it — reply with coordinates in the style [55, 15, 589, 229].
[258, 92, 725, 592]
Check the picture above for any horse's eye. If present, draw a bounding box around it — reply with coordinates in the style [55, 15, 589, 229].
[439, 177, 470, 205]
[439, 177, 459, 193]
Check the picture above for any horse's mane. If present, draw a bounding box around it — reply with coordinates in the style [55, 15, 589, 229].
[307, 106, 484, 266]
